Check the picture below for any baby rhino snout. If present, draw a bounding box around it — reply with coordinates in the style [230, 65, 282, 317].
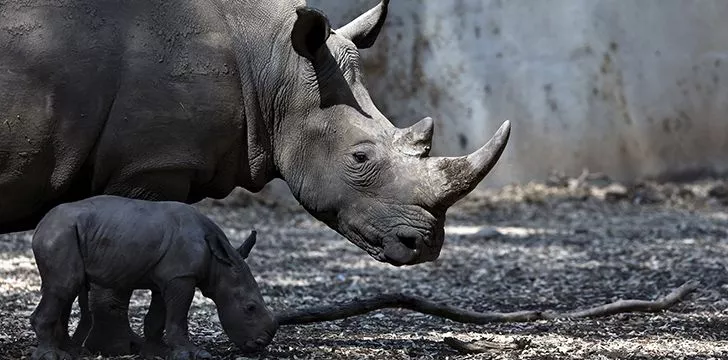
[240, 332, 275, 353]
[234, 312, 278, 353]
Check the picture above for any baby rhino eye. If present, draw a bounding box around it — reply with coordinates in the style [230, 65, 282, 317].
[353, 152, 368, 163]
[245, 302, 257, 313]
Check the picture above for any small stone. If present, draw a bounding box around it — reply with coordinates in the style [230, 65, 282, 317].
[708, 184, 728, 199]
[574, 227, 589, 234]
[590, 183, 627, 202]
[630, 183, 664, 204]
[583, 172, 613, 188]
[603, 184, 628, 202]
[475, 227, 502, 239]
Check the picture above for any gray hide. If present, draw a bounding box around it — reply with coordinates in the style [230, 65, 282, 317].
[30, 195, 277, 360]
[1, 0, 510, 354]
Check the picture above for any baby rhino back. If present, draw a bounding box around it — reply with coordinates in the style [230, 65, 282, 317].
[34, 195, 208, 289]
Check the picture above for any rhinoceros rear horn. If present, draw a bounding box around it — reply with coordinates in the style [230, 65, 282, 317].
[394, 117, 434, 157]
[292, 7, 331, 60]
[336, 0, 390, 49]
[428, 120, 511, 207]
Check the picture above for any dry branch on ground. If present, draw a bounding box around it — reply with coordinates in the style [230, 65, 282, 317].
[277, 281, 698, 324]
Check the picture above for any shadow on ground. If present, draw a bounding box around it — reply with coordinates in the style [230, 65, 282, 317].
[2, 178, 728, 359]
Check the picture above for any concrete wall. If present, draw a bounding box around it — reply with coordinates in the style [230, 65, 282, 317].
[310, 0, 728, 186]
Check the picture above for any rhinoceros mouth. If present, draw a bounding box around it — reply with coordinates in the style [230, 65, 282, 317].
[334, 203, 441, 265]
[382, 237, 420, 266]
[233, 331, 276, 354]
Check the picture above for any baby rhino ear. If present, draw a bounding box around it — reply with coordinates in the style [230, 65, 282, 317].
[205, 233, 234, 267]
[237, 229, 257, 259]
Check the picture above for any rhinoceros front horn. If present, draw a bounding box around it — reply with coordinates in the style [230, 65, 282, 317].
[336, 0, 390, 49]
[426, 120, 511, 208]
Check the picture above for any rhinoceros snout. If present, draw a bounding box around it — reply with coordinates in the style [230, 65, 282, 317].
[238, 333, 274, 353]
[382, 227, 441, 266]
[383, 237, 419, 266]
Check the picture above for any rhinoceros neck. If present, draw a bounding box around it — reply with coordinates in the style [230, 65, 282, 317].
[213, 0, 302, 192]
[199, 258, 221, 299]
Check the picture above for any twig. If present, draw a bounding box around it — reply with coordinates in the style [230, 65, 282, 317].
[554, 280, 699, 319]
[444, 337, 527, 353]
[276, 281, 699, 326]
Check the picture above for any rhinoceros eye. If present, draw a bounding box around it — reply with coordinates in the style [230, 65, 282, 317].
[353, 152, 368, 163]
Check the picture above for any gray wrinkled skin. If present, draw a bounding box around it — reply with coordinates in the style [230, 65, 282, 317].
[29, 195, 277, 360]
[1, 0, 511, 353]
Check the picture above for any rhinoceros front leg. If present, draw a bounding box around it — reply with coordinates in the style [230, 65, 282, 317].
[164, 278, 211, 360]
[82, 286, 142, 356]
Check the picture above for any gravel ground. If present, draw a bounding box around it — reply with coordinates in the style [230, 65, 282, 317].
[2, 175, 728, 359]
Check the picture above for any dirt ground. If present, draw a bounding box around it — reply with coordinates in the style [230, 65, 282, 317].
[2, 174, 728, 359]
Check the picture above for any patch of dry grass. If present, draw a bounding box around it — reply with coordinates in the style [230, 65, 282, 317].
[2, 177, 728, 359]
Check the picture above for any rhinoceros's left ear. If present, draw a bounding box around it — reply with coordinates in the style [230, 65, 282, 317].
[236, 229, 257, 259]
[291, 6, 331, 60]
[205, 234, 234, 267]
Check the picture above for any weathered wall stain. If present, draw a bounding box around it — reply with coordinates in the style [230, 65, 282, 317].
[311, 0, 728, 186]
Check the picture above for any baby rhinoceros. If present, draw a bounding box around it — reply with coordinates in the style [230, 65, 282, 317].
[29, 195, 277, 360]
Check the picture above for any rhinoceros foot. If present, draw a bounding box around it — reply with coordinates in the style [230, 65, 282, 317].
[83, 324, 143, 356]
[31, 347, 73, 360]
[140, 339, 170, 359]
[62, 342, 89, 358]
[168, 347, 212, 360]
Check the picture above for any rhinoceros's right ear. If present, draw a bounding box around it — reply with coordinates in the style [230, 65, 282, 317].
[291, 6, 331, 60]
[236, 229, 257, 259]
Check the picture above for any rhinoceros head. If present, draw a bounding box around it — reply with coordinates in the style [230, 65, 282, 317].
[205, 231, 277, 352]
[274, 1, 511, 266]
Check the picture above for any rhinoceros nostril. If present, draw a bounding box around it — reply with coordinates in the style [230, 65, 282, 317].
[398, 235, 418, 250]
[421, 231, 433, 246]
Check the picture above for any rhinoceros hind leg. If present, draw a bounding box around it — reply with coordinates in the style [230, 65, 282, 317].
[69, 286, 90, 346]
[31, 227, 85, 360]
[83, 287, 142, 356]
[30, 293, 77, 360]
[141, 290, 170, 358]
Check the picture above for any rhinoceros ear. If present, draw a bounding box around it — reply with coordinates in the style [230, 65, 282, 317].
[336, 0, 389, 49]
[205, 233, 234, 267]
[236, 229, 257, 259]
[291, 6, 331, 60]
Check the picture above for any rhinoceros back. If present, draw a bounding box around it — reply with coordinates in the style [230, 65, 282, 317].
[0, 0, 245, 232]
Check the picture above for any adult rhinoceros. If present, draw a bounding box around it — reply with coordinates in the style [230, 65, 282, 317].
[0, 0, 511, 355]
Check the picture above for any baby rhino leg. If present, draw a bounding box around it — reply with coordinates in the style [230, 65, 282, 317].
[83, 286, 139, 356]
[141, 291, 169, 358]
[70, 287, 91, 347]
[30, 223, 85, 360]
[164, 278, 211, 360]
